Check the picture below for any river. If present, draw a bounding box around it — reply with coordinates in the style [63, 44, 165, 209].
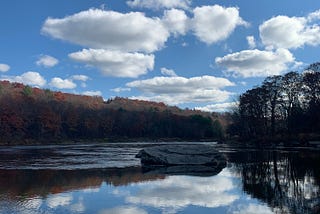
[0, 142, 319, 214]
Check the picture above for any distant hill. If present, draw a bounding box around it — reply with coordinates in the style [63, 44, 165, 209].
[0, 81, 227, 144]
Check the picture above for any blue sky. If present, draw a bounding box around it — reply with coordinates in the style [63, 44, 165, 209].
[1, 0, 320, 112]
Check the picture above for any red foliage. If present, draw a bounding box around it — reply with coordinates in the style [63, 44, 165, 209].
[54, 92, 66, 101]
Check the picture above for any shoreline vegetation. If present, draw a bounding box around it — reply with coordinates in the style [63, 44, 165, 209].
[0, 62, 319, 146]
[227, 62, 320, 146]
[0, 80, 226, 145]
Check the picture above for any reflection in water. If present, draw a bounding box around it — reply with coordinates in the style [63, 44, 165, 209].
[228, 150, 320, 214]
[0, 167, 164, 198]
[0, 144, 319, 213]
[126, 170, 239, 213]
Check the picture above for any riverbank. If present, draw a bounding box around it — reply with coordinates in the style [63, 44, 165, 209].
[0, 137, 220, 146]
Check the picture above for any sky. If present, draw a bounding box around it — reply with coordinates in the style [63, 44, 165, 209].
[1, 0, 320, 112]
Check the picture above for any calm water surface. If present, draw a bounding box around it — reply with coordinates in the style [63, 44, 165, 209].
[0, 142, 319, 214]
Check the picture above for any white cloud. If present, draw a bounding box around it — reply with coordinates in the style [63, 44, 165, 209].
[246, 36, 256, 49]
[126, 0, 191, 10]
[36, 55, 59, 67]
[71, 74, 89, 81]
[239, 81, 247, 86]
[127, 75, 234, 105]
[126, 174, 239, 210]
[46, 194, 72, 208]
[82, 90, 102, 96]
[42, 9, 169, 53]
[69, 49, 154, 78]
[160, 67, 178, 76]
[1, 71, 46, 87]
[127, 76, 234, 93]
[49, 77, 76, 89]
[0, 63, 10, 72]
[131, 90, 232, 105]
[307, 9, 320, 21]
[111, 87, 131, 93]
[195, 102, 239, 112]
[215, 48, 295, 78]
[41, 6, 249, 57]
[192, 5, 248, 44]
[259, 11, 320, 49]
[162, 9, 189, 36]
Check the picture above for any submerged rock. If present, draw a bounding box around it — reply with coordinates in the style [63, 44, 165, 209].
[136, 145, 226, 176]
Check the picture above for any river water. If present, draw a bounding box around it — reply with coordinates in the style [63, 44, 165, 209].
[0, 142, 319, 214]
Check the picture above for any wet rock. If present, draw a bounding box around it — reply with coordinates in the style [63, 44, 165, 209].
[136, 145, 226, 168]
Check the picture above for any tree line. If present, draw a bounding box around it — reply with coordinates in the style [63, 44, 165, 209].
[0, 81, 223, 144]
[228, 62, 320, 144]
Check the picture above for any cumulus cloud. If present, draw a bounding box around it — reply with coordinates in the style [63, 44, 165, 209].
[111, 87, 131, 93]
[69, 49, 154, 78]
[41, 5, 248, 80]
[126, 0, 191, 10]
[162, 9, 189, 36]
[42, 6, 248, 55]
[195, 102, 239, 112]
[42, 9, 169, 53]
[160, 67, 177, 76]
[0, 63, 10, 72]
[126, 174, 239, 210]
[1, 71, 46, 87]
[215, 48, 295, 78]
[49, 77, 76, 89]
[307, 9, 320, 21]
[192, 5, 248, 44]
[127, 75, 234, 105]
[71, 74, 89, 81]
[82, 90, 102, 96]
[260, 11, 320, 49]
[246, 36, 256, 49]
[127, 76, 234, 93]
[131, 90, 232, 106]
[36, 55, 59, 67]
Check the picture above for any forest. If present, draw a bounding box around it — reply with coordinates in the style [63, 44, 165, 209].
[228, 62, 320, 144]
[1, 62, 319, 145]
[0, 81, 224, 144]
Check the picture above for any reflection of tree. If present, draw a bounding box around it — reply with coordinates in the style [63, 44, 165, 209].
[0, 167, 164, 200]
[228, 150, 320, 214]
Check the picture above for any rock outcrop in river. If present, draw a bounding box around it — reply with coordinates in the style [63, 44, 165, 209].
[136, 145, 226, 176]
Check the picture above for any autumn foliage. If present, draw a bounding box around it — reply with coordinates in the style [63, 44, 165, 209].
[0, 81, 224, 144]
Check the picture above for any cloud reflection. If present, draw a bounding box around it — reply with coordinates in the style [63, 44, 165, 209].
[125, 170, 239, 211]
[46, 193, 72, 208]
[99, 206, 147, 214]
[232, 203, 274, 214]
[70, 196, 85, 213]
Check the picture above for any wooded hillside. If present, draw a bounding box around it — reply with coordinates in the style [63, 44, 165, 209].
[0, 81, 225, 144]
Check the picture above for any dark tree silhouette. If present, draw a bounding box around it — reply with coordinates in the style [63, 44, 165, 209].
[230, 62, 320, 143]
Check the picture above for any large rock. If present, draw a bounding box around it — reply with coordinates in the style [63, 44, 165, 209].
[136, 145, 226, 176]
